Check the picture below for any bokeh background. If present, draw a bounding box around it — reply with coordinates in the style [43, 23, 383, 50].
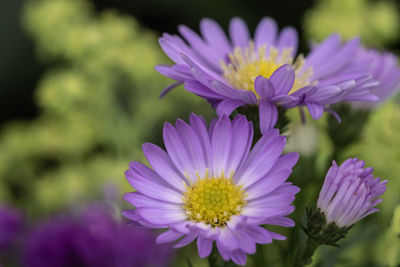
[0, 0, 399, 266]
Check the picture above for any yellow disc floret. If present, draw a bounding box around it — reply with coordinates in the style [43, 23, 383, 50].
[183, 171, 246, 227]
[220, 42, 313, 97]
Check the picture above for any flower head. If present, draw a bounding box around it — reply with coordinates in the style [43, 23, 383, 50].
[23, 205, 172, 267]
[123, 114, 299, 265]
[157, 17, 378, 132]
[317, 158, 387, 228]
[0, 205, 23, 252]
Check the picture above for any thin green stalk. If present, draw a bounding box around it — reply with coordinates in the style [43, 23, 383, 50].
[296, 236, 319, 267]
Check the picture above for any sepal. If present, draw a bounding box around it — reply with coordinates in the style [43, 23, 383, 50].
[303, 207, 352, 247]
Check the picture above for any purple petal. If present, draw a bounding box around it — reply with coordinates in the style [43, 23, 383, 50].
[156, 230, 183, 244]
[159, 34, 187, 64]
[245, 169, 293, 200]
[229, 17, 250, 48]
[262, 217, 295, 227]
[259, 100, 278, 133]
[175, 119, 208, 178]
[305, 34, 341, 69]
[242, 205, 295, 219]
[178, 25, 221, 71]
[217, 227, 239, 252]
[173, 235, 197, 248]
[312, 37, 360, 80]
[289, 86, 317, 99]
[197, 237, 213, 258]
[270, 94, 297, 106]
[211, 80, 258, 104]
[254, 76, 275, 99]
[270, 232, 287, 240]
[245, 225, 273, 244]
[124, 192, 183, 210]
[136, 208, 187, 225]
[270, 64, 295, 95]
[305, 85, 345, 104]
[254, 17, 278, 48]
[237, 134, 286, 188]
[247, 192, 296, 208]
[225, 115, 253, 175]
[189, 114, 212, 168]
[277, 27, 298, 55]
[163, 122, 197, 179]
[142, 143, 187, 191]
[184, 80, 225, 99]
[230, 250, 247, 266]
[325, 107, 342, 123]
[231, 230, 256, 254]
[216, 99, 246, 116]
[125, 163, 183, 203]
[122, 210, 164, 228]
[181, 54, 216, 86]
[200, 18, 231, 57]
[159, 82, 183, 99]
[211, 115, 232, 176]
[272, 152, 300, 171]
[155, 65, 192, 82]
[305, 102, 324, 120]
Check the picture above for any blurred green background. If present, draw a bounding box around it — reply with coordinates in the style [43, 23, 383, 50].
[0, 0, 399, 266]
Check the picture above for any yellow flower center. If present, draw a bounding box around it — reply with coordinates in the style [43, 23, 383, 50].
[220, 42, 313, 98]
[183, 171, 246, 227]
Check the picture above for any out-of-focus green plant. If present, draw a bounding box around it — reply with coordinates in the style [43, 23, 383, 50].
[345, 101, 400, 220]
[0, 0, 213, 217]
[374, 205, 400, 266]
[303, 0, 399, 47]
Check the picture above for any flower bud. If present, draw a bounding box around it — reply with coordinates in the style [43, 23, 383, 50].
[317, 158, 386, 228]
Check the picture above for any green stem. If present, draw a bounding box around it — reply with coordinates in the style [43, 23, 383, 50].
[297, 236, 320, 267]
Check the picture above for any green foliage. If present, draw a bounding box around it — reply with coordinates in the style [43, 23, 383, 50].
[303, 0, 399, 47]
[374, 205, 400, 266]
[0, 0, 214, 217]
[346, 101, 400, 220]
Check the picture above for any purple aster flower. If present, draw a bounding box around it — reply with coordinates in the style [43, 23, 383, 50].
[123, 113, 299, 265]
[0, 205, 23, 253]
[156, 17, 378, 132]
[317, 158, 387, 228]
[23, 205, 172, 267]
[350, 48, 400, 108]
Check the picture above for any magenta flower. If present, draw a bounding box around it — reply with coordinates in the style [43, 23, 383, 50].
[317, 158, 387, 228]
[23, 205, 172, 267]
[157, 17, 378, 132]
[123, 114, 299, 265]
[0, 205, 23, 253]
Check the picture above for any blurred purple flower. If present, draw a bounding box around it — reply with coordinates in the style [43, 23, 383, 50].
[0, 205, 23, 252]
[123, 113, 299, 265]
[23, 205, 172, 267]
[157, 17, 378, 132]
[351, 48, 400, 108]
[317, 158, 387, 228]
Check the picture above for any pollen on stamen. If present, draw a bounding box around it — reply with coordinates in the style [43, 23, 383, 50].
[220, 41, 314, 97]
[182, 171, 246, 227]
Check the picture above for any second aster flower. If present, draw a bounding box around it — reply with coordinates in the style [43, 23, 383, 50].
[123, 114, 299, 265]
[157, 17, 378, 132]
